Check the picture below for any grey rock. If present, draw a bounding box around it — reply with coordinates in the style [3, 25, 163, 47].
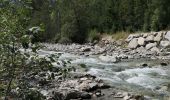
[99, 55, 119, 63]
[137, 37, 145, 46]
[89, 83, 98, 91]
[165, 31, 170, 41]
[146, 35, 154, 42]
[160, 41, 170, 47]
[145, 43, 157, 50]
[128, 38, 138, 49]
[96, 92, 101, 97]
[150, 47, 160, 53]
[80, 47, 91, 52]
[154, 32, 162, 42]
[143, 33, 148, 38]
[98, 83, 111, 89]
[65, 90, 81, 100]
[80, 92, 91, 99]
[126, 35, 134, 42]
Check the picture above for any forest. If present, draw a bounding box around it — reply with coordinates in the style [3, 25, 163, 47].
[1, 0, 170, 43]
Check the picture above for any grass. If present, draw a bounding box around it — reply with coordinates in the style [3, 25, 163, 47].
[111, 31, 131, 40]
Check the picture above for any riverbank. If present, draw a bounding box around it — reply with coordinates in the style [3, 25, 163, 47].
[33, 31, 170, 100]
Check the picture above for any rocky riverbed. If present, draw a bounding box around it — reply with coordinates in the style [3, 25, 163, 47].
[33, 49, 170, 100]
[6, 31, 170, 100]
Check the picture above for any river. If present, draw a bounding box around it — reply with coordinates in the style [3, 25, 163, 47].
[38, 49, 170, 99]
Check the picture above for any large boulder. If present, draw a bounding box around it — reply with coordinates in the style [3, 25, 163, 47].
[154, 32, 162, 42]
[151, 47, 160, 53]
[145, 43, 157, 50]
[146, 35, 154, 42]
[128, 38, 138, 49]
[160, 41, 170, 48]
[99, 55, 119, 63]
[165, 31, 170, 41]
[137, 37, 145, 46]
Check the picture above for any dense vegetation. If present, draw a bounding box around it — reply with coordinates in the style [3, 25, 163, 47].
[31, 0, 170, 43]
[1, 0, 170, 43]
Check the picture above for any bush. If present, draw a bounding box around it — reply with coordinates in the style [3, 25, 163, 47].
[87, 29, 100, 43]
[58, 37, 72, 44]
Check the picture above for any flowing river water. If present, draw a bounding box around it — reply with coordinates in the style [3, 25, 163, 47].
[38, 50, 170, 99]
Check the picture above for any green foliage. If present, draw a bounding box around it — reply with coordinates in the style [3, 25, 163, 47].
[16, 0, 170, 43]
[0, 0, 52, 99]
[87, 29, 100, 43]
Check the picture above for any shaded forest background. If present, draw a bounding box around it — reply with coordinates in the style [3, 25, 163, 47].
[1, 0, 170, 43]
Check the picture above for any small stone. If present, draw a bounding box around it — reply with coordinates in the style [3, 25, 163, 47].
[80, 77, 88, 81]
[80, 47, 91, 52]
[124, 95, 130, 100]
[96, 92, 101, 97]
[98, 83, 110, 89]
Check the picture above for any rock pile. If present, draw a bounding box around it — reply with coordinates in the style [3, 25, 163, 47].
[43, 74, 110, 100]
[126, 31, 170, 53]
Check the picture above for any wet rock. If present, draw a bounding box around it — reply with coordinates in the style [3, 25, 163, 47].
[141, 63, 148, 67]
[95, 92, 102, 97]
[165, 31, 170, 41]
[80, 77, 88, 81]
[80, 47, 91, 52]
[160, 62, 168, 66]
[145, 43, 157, 50]
[128, 38, 138, 49]
[112, 67, 124, 72]
[65, 90, 81, 100]
[89, 83, 98, 91]
[99, 55, 119, 63]
[98, 83, 111, 89]
[113, 92, 144, 100]
[160, 41, 170, 48]
[138, 37, 145, 46]
[80, 92, 91, 99]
